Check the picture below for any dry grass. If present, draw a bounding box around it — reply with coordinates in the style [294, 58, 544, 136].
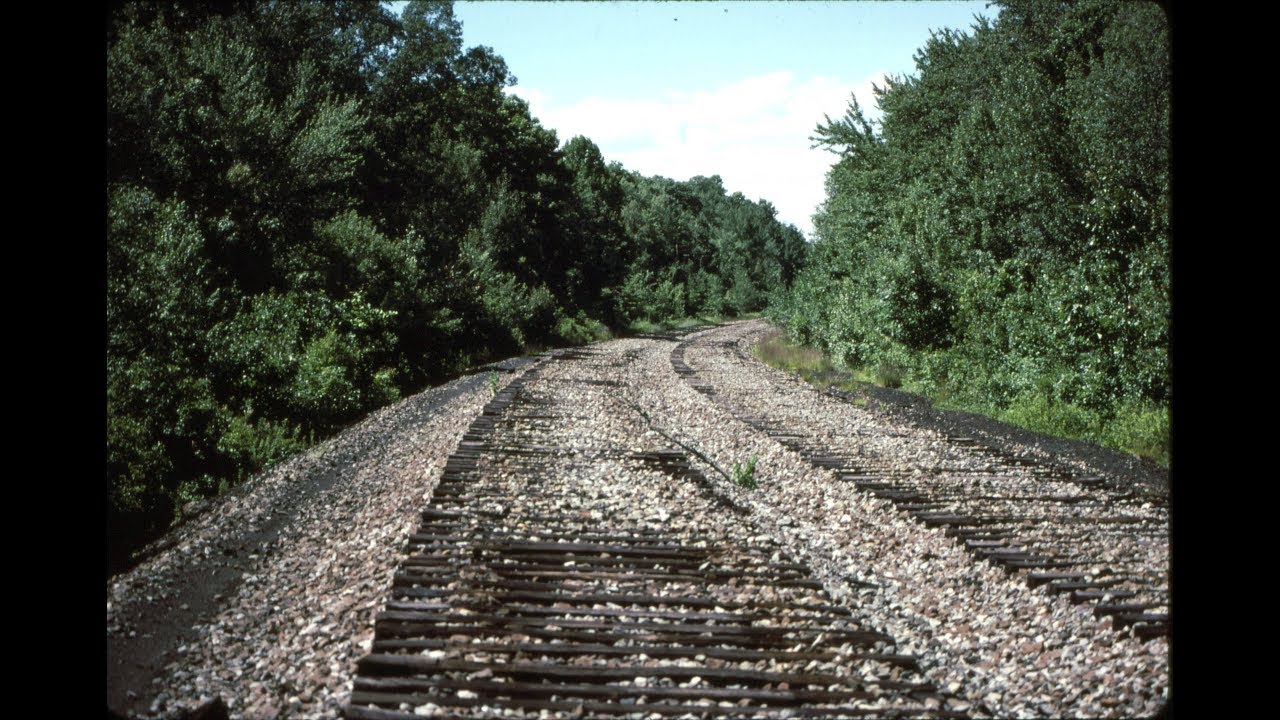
[753, 331, 833, 373]
[753, 331, 869, 404]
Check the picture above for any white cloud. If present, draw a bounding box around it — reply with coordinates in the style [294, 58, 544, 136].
[510, 70, 886, 239]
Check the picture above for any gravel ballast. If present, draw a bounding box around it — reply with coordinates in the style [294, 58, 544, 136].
[108, 320, 1169, 719]
[348, 343, 950, 718]
[107, 361, 535, 719]
[657, 320, 1169, 717]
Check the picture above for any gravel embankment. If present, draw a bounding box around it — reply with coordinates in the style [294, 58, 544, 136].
[107, 359, 534, 719]
[110, 319, 1169, 719]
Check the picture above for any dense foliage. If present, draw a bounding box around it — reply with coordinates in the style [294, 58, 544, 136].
[773, 0, 1169, 458]
[107, 0, 805, 572]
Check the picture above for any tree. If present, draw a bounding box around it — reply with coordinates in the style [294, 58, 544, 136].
[778, 0, 1168, 413]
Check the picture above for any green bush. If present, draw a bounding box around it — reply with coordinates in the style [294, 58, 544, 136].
[617, 269, 656, 323]
[654, 279, 687, 320]
[771, 0, 1168, 457]
[688, 269, 726, 317]
[616, 271, 690, 324]
[292, 330, 361, 420]
[106, 410, 175, 516]
[999, 393, 1169, 466]
[725, 269, 764, 315]
[216, 409, 308, 483]
[175, 474, 222, 517]
[554, 311, 612, 346]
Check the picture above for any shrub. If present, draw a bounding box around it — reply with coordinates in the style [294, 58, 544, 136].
[1002, 391, 1100, 440]
[216, 409, 308, 484]
[617, 269, 656, 323]
[654, 278, 686, 321]
[555, 311, 612, 346]
[689, 269, 726, 317]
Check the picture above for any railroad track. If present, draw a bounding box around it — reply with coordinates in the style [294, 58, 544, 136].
[670, 325, 1169, 643]
[345, 343, 958, 719]
[108, 320, 1167, 718]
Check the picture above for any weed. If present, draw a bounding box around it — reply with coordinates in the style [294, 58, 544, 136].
[556, 312, 613, 346]
[754, 331, 880, 407]
[753, 331, 833, 373]
[732, 456, 759, 489]
[488, 370, 499, 397]
[874, 361, 904, 389]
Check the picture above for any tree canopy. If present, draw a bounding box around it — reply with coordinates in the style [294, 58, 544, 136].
[106, 0, 805, 574]
[774, 0, 1169, 447]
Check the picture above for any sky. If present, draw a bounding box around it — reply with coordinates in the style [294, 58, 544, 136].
[445, 1, 997, 239]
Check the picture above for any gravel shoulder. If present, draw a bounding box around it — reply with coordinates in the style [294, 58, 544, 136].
[107, 359, 536, 719]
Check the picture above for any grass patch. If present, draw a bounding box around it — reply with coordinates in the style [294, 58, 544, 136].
[671, 316, 716, 329]
[997, 395, 1169, 466]
[1101, 402, 1170, 466]
[754, 331, 833, 373]
[753, 331, 872, 404]
[627, 314, 726, 335]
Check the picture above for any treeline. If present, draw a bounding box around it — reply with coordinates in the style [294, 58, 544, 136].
[107, 0, 805, 570]
[773, 0, 1169, 457]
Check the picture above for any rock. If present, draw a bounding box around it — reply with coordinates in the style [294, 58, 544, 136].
[179, 698, 229, 720]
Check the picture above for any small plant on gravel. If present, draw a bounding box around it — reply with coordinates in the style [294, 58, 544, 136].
[732, 456, 759, 489]
[488, 370, 499, 397]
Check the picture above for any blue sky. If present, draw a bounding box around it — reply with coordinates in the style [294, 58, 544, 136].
[441, 1, 996, 237]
